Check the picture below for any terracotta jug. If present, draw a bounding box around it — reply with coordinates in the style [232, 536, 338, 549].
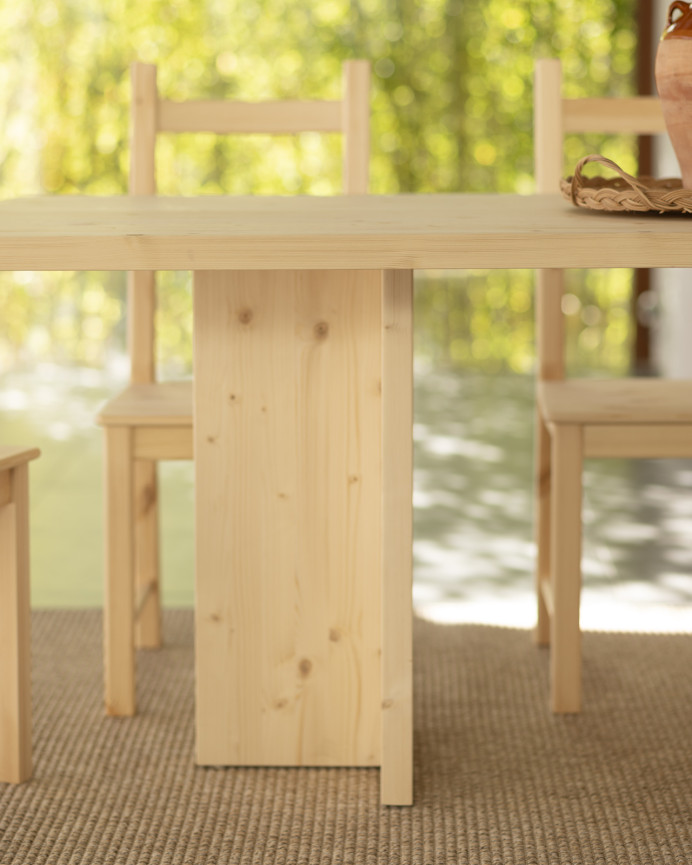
[656, 1, 692, 188]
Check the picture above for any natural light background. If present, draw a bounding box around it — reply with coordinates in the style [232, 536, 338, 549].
[1, 0, 690, 631]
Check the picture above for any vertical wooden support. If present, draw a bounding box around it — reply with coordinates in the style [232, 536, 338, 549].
[104, 426, 136, 716]
[133, 459, 161, 649]
[533, 60, 566, 647]
[128, 62, 161, 649]
[534, 59, 563, 195]
[549, 423, 583, 714]
[0, 465, 32, 783]
[342, 60, 371, 194]
[128, 63, 157, 383]
[534, 268, 565, 646]
[381, 270, 414, 806]
[193, 269, 383, 770]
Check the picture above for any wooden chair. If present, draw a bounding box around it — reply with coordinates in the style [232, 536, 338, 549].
[96, 59, 371, 716]
[0, 445, 40, 783]
[533, 58, 692, 713]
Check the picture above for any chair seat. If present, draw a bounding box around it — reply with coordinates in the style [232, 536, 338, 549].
[96, 381, 193, 427]
[0, 446, 41, 472]
[538, 379, 692, 425]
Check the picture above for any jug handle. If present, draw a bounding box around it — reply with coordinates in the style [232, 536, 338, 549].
[667, 1, 691, 26]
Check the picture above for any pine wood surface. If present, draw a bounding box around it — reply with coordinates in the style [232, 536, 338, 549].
[2, 194, 692, 271]
[193, 269, 383, 771]
[97, 381, 193, 426]
[0, 463, 33, 783]
[0, 446, 41, 472]
[538, 379, 692, 424]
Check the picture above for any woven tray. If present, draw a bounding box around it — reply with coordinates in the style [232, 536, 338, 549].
[561, 154, 692, 214]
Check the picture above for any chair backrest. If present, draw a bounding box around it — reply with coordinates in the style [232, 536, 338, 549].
[533, 58, 666, 383]
[127, 60, 371, 384]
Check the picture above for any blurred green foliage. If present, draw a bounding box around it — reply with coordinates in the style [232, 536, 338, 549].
[0, 0, 640, 375]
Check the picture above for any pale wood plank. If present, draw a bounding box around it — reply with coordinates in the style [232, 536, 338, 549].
[133, 460, 161, 649]
[534, 270, 565, 647]
[549, 424, 583, 714]
[158, 99, 342, 134]
[533, 412, 552, 647]
[128, 272, 156, 385]
[193, 269, 382, 768]
[539, 379, 692, 424]
[0, 465, 32, 783]
[134, 426, 194, 460]
[342, 60, 370, 194]
[563, 97, 665, 135]
[128, 63, 157, 384]
[0, 446, 41, 472]
[584, 424, 692, 458]
[534, 59, 563, 194]
[381, 269, 413, 806]
[97, 381, 193, 427]
[0, 471, 11, 508]
[538, 574, 554, 618]
[104, 427, 136, 716]
[127, 63, 161, 650]
[6, 194, 692, 271]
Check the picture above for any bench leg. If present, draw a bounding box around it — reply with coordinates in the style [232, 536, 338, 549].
[104, 427, 136, 716]
[0, 465, 32, 783]
[134, 459, 162, 649]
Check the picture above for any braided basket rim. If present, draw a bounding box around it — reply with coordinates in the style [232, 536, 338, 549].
[560, 173, 692, 214]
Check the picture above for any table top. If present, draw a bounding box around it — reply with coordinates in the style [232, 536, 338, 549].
[0, 193, 691, 271]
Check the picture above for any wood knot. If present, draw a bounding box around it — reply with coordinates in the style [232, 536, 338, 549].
[382, 698, 394, 709]
[274, 698, 288, 710]
[298, 658, 312, 678]
[228, 393, 238, 404]
[238, 308, 253, 324]
[314, 321, 329, 339]
[329, 628, 341, 642]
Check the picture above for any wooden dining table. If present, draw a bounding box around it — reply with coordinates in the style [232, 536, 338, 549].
[1, 192, 690, 806]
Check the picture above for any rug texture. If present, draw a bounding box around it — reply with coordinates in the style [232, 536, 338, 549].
[0, 610, 691, 864]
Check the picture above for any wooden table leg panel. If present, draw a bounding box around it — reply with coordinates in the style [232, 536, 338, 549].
[193, 269, 385, 768]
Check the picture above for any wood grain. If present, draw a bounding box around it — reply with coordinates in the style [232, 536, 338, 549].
[193, 269, 382, 768]
[381, 270, 413, 806]
[2, 194, 692, 271]
[159, 100, 342, 134]
[549, 424, 583, 714]
[104, 427, 136, 716]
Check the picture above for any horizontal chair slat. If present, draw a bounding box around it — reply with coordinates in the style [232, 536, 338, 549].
[158, 100, 343, 134]
[563, 97, 665, 135]
[134, 426, 193, 461]
[584, 424, 692, 458]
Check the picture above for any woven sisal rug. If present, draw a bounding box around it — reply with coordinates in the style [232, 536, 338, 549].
[1, 611, 691, 864]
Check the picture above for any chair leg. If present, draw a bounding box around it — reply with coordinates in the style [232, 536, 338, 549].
[104, 427, 136, 716]
[534, 410, 552, 646]
[134, 459, 162, 649]
[0, 465, 32, 783]
[549, 423, 583, 714]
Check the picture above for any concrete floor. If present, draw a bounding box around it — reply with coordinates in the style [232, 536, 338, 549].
[1, 361, 691, 632]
